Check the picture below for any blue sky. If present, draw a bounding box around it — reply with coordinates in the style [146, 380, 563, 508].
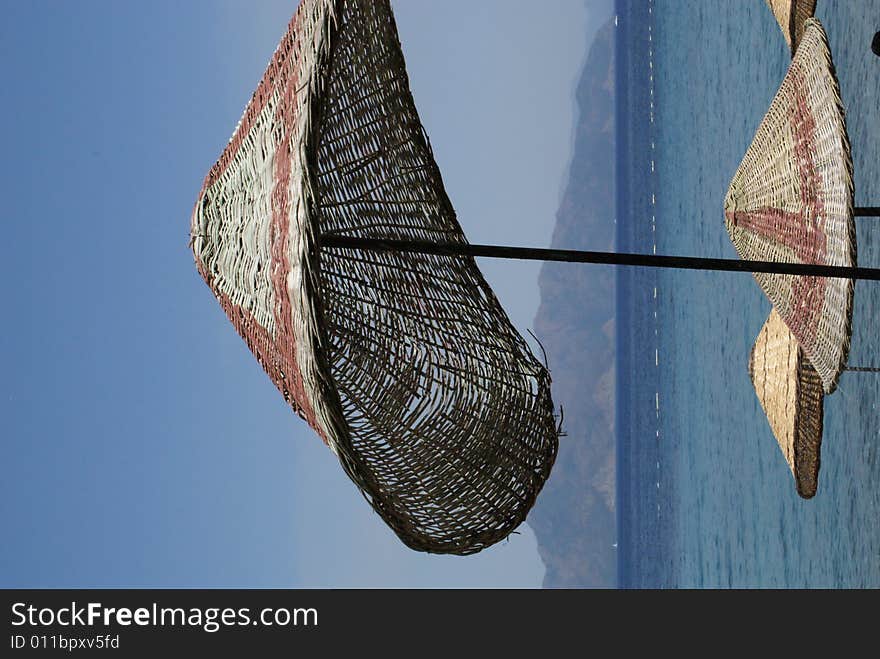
[0, 0, 610, 587]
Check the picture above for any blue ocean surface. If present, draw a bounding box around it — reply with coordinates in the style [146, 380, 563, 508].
[617, 0, 880, 588]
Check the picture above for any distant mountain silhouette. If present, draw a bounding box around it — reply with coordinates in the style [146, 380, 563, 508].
[528, 17, 616, 589]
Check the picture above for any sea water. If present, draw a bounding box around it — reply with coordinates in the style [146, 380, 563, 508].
[617, 0, 880, 588]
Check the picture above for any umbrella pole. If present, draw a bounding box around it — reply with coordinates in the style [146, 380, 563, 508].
[322, 235, 880, 281]
[855, 207, 880, 217]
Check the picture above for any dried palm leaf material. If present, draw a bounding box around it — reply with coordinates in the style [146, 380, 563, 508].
[749, 309, 824, 498]
[725, 18, 855, 395]
[190, 0, 558, 555]
[765, 0, 818, 53]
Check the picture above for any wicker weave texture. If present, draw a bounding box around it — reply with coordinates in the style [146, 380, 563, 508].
[313, 0, 557, 554]
[749, 309, 824, 498]
[725, 19, 854, 395]
[765, 0, 817, 52]
[192, 0, 558, 555]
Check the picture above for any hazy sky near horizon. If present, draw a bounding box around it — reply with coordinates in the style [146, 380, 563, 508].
[1, 0, 611, 587]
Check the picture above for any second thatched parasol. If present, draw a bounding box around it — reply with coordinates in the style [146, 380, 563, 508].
[725, 18, 855, 395]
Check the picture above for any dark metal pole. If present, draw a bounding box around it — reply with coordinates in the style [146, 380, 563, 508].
[845, 367, 880, 372]
[855, 207, 880, 217]
[322, 235, 880, 281]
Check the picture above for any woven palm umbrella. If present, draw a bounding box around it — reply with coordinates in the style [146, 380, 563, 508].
[191, 0, 558, 555]
[193, 1, 880, 552]
[725, 18, 855, 395]
[749, 309, 824, 498]
[765, 0, 817, 53]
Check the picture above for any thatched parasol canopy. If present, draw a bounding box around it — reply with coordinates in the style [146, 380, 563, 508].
[765, 0, 817, 53]
[190, 0, 558, 555]
[725, 18, 854, 395]
[749, 309, 824, 498]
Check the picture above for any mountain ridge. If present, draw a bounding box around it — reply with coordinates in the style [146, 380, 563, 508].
[528, 17, 617, 589]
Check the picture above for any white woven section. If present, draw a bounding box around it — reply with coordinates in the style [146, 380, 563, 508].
[195, 106, 280, 334]
[191, 0, 342, 451]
